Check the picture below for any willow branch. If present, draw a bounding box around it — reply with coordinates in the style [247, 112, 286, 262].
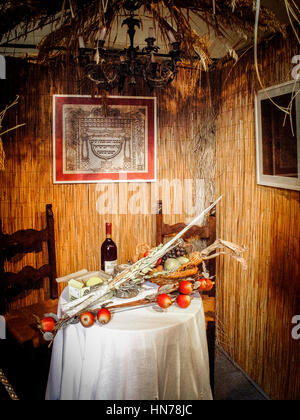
[0, 123, 26, 137]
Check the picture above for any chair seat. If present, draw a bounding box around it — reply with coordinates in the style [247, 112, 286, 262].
[202, 295, 216, 394]
[202, 295, 215, 326]
[4, 299, 58, 348]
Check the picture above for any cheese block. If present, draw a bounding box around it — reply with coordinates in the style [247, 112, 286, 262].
[68, 278, 87, 301]
[69, 279, 84, 289]
[86, 276, 103, 287]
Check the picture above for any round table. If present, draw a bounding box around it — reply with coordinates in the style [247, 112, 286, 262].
[45, 284, 212, 400]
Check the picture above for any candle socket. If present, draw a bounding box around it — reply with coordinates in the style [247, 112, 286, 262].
[145, 37, 156, 47]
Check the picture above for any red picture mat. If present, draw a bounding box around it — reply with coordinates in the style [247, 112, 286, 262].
[53, 95, 157, 183]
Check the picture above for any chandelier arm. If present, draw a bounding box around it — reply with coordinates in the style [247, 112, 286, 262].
[85, 61, 120, 88]
[143, 59, 178, 88]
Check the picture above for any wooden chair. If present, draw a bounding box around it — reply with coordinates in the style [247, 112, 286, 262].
[156, 200, 216, 394]
[156, 200, 216, 296]
[0, 204, 58, 348]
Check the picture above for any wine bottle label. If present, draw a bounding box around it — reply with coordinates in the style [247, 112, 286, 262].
[104, 260, 117, 275]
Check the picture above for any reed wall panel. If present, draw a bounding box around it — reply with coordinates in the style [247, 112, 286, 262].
[215, 31, 300, 400]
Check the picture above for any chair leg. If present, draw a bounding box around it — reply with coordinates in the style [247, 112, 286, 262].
[206, 320, 215, 397]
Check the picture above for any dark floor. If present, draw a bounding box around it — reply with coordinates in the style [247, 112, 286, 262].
[214, 346, 269, 400]
[0, 334, 52, 401]
[0, 338, 269, 401]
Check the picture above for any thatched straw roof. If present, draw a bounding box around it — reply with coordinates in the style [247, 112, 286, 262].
[0, 0, 291, 69]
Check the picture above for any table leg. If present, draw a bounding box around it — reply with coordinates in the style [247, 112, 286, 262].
[206, 320, 215, 397]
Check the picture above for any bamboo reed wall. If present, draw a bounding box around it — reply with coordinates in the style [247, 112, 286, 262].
[215, 31, 300, 400]
[0, 60, 214, 309]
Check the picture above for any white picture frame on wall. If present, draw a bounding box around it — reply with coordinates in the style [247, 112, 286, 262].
[255, 80, 300, 191]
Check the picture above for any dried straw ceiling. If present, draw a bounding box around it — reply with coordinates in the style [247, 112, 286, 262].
[0, 0, 300, 77]
[0, 1, 298, 67]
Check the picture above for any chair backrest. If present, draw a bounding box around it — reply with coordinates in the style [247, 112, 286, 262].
[156, 200, 216, 296]
[0, 204, 58, 314]
[156, 200, 216, 246]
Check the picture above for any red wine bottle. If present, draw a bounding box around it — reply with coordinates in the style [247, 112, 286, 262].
[101, 223, 117, 275]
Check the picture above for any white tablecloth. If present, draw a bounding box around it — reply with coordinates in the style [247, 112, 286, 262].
[45, 284, 212, 400]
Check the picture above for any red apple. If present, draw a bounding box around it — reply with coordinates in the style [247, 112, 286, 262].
[157, 293, 172, 309]
[204, 279, 214, 291]
[40, 317, 56, 332]
[197, 278, 208, 291]
[97, 308, 111, 324]
[176, 294, 192, 308]
[179, 280, 193, 295]
[155, 258, 162, 267]
[80, 311, 95, 328]
[197, 278, 214, 292]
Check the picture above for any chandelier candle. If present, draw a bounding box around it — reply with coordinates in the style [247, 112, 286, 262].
[148, 27, 154, 38]
[167, 30, 177, 44]
[78, 36, 85, 49]
[98, 26, 107, 41]
[101, 223, 118, 275]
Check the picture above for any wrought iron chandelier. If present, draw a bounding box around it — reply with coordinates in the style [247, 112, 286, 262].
[78, 0, 181, 91]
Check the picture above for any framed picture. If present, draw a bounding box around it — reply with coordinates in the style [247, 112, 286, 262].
[53, 95, 157, 183]
[255, 80, 300, 191]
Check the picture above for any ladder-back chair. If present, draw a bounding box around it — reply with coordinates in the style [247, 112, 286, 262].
[0, 204, 58, 347]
